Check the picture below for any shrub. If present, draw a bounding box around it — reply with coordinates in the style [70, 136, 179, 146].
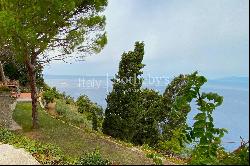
[54, 97, 95, 131]
[43, 87, 59, 103]
[77, 150, 110, 165]
[65, 95, 74, 104]
[65, 110, 92, 128]
[146, 152, 163, 165]
[76, 95, 92, 113]
[76, 95, 104, 131]
[56, 100, 68, 116]
[158, 127, 188, 156]
[92, 112, 98, 131]
[218, 142, 249, 165]
[59, 92, 75, 104]
[55, 99, 92, 129]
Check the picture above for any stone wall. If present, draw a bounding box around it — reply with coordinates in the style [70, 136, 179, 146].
[0, 94, 16, 128]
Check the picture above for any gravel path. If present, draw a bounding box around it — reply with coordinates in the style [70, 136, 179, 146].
[0, 144, 40, 165]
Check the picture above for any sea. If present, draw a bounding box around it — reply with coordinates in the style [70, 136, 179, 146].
[44, 75, 249, 152]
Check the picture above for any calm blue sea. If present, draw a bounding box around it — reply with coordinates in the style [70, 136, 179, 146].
[44, 75, 249, 152]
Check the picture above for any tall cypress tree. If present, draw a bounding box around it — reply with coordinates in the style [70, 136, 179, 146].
[103, 42, 145, 142]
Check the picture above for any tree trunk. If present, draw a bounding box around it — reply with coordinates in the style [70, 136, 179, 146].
[25, 58, 39, 129]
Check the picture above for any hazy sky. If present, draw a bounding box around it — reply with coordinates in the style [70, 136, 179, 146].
[44, 0, 249, 79]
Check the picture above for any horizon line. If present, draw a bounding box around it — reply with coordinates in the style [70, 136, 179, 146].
[43, 74, 249, 80]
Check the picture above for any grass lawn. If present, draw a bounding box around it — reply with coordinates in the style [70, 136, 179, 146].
[13, 102, 155, 165]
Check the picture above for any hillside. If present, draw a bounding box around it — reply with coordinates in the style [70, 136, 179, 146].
[12, 102, 173, 165]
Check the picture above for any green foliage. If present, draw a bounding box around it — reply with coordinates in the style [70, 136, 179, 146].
[55, 99, 68, 116]
[162, 72, 207, 142]
[76, 95, 104, 131]
[103, 42, 145, 142]
[158, 127, 188, 156]
[0, 0, 108, 128]
[56, 99, 92, 130]
[219, 144, 249, 165]
[65, 110, 92, 129]
[161, 75, 230, 164]
[43, 87, 60, 103]
[0, 0, 108, 60]
[157, 72, 230, 165]
[102, 43, 225, 156]
[0, 128, 74, 164]
[76, 95, 92, 113]
[92, 112, 99, 131]
[3, 62, 27, 85]
[146, 152, 163, 165]
[187, 92, 227, 165]
[64, 95, 75, 105]
[133, 89, 163, 146]
[3, 62, 44, 87]
[77, 149, 110, 165]
[91, 107, 104, 131]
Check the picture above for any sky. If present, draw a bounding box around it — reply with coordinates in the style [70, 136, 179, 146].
[44, 0, 249, 79]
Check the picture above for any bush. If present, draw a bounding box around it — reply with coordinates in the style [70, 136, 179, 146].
[76, 95, 104, 131]
[43, 87, 59, 103]
[55, 99, 92, 130]
[76, 95, 92, 113]
[219, 143, 249, 165]
[146, 152, 163, 165]
[65, 95, 74, 104]
[59, 92, 75, 104]
[77, 150, 110, 165]
[157, 127, 188, 156]
[56, 100, 68, 116]
[65, 110, 92, 128]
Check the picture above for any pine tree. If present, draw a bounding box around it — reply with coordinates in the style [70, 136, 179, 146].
[0, 0, 107, 128]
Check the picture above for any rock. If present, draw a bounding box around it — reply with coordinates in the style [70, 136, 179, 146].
[0, 144, 40, 165]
